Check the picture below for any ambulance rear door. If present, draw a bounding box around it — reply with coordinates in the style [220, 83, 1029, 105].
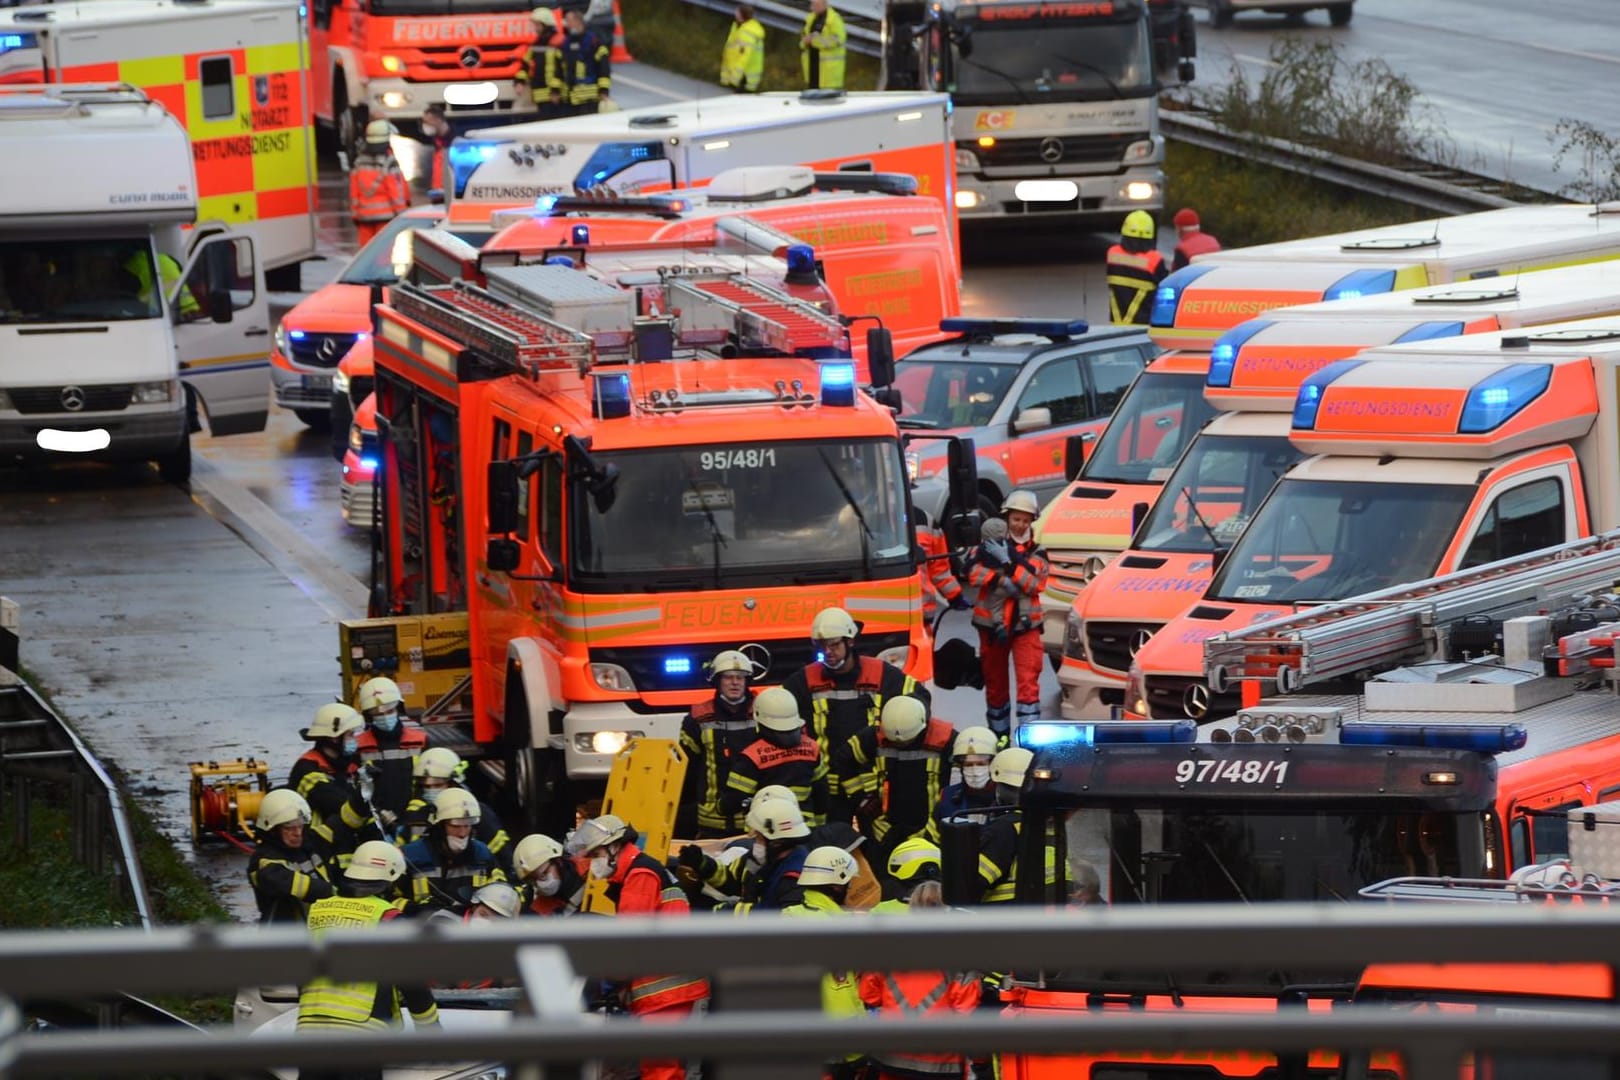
[173, 228, 272, 436]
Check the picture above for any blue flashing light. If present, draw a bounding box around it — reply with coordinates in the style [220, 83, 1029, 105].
[289, 329, 306, 340]
[1340, 722, 1527, 754]
[0, 32, 37, 52]
[1458, 363, 1551, 433]
[820, 361, 857, 407]
[938, 317, 1089, 339]
[544, 255, 577, 268]
[534, 194, 559, 215]
[593, 372, 632, 419]
[1325, 268, 1399, 303]
[359, 457, 380, 471]
[573, 140, 664, 188]
[786, 243, 817, 278]
[1018, 720, 1197, 749]
[448, 140, 504, 199]
[1393, 320, 1466, 344]
[1150, 265, 1215, 328]
[663, 656, 693, 676]
[572, 224, 590, 246]
[1208, 319, 1274, 388]
[1292, 359, 1364, 430]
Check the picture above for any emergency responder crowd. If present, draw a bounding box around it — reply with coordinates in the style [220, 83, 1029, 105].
[248, 491, 1065, 1080]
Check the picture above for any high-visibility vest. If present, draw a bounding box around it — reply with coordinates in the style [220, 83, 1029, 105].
[606, 848, 710, 1013]
[858, 968, 980, 1074]
[800, 6, 846, 89]
[349, 154, 409, 223]
[1105, 244, 1167, 326]
[681, 696, 756, 833]
[354, 722, 427, 820]
[721, 18, 766, 91]
[966, 535, 1048, 636]
[298, 894, 425, 1032]
[727, 735, 828, 823]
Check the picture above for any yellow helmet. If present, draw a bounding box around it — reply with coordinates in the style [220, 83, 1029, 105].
[429, 787, 481, 825]
[1122, 210, 1156, 240]
[255, 789, 311, 833]
[810, 606, 859, 643]
[953, 726, 998, 759]
[753, 687, 803, 733]
[302, 703, 364, 741]
[356, 676, 405, 717]
[991, 747, 1034, 788]
[879, 696, 928, 744]
[513, 834, 565, 878]
[346, 840, 406, 882]
[799, 845, 859, 887]
[414, 746, 464, 781]
[887, 836, 942, 882]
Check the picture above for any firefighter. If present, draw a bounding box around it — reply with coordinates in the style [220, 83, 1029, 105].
[397, 747, 509, 868]
[783, 607, 929, 824]
[872, 835, 942, 913]
[783, 846, 867, 1079]
[723, 686, 831, 826]
[515, 8, 561, 114]
[678, 793, 813, 914]
[967, 490, 1049, 738]
[298, 841, 440, 1062]
[570, 814, 709, 1080]
[349, 120, 410, 246]
[546, 8, 612, 119]
[353, 676, 426, 832]
[719, 3, 766, 92]
[935, 726, 999, 826]
[247, 789, 336, 924]
[1171, 207, 1221, 270]
[858, 958, 980, 1080]
[1105, 209, 1168, 326]
[678, 648, 760, 838]
[969, 747, 1055, 905]
[837, 696, 954, 870]
[915, 504, 966, 624]
[512, 832, 585, 916]
[401, 788, 505, 912]
[289, 703, 375, 840]
[419, 103, 452, 198]
[799, 0, 846, 90]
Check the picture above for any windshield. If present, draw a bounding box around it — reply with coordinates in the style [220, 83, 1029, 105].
[338, 218, 493, 285]
[892, 359, 1018, 429]
[1207, 479, 1474, 604]
[571, 438, 913, 590]
[1064, 806, 1486, 905]
[0, 237, 160, 324]
[367, 0, 533, 13]
[952, 19, 1154, 104]
[1081, 371, 1214, 485]
[1136, 434, 1305, 554]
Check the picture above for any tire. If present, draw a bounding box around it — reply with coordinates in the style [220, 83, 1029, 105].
[503, 680, 573, 836]
[333, 76, 363, 164]
[977, 489, 1001, 523]
[1327, 3, 1352, 26]
[295, 408, 331, 430]
[1208, 0, 1233, 28]
[157, 429, 192, 486]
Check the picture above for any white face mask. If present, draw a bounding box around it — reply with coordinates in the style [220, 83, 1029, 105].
[445, 833, 469, 854]
[589, 855, 613, 879]
[371, 713, 400, 735]
[962, 765, 992, 790]
[422, 787, 443, 804]
[534, 868, 562, 896]
[751, 840, 768, 863]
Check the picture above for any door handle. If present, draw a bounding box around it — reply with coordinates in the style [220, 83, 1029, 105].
[244, 327, 270, 337]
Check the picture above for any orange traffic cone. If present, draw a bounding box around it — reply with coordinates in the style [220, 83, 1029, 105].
[610, 0, 635, 64]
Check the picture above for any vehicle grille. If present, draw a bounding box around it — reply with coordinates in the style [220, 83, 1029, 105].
[419, 44, 527, 73]
[1085, 621, 1160, 677]
[969, 132, 1146, 168]
[289, 333, 360, 370]
[1144, 674, 1240, 722]
[348, 375, 375, 408]
[9, 385, 131, 415]
[592, 631, 910, 693]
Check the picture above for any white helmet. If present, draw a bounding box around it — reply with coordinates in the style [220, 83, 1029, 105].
[745, 797, 809, 841]
[568, 813, 631, 856]
[364, 118, 397, 143]
[356, 676, 405, 717]
[753, 687, 803, 733]
[1002, 489, 1039, 516]
[798, 845, 859, 887]
[880, 697, 928, 744]
[347, 840, 406, 882]
[470, 882, 523, 919]
[810, 607, 859, 643]
[256, 789, 311, 833]
[513, 834, 566, 878]
[953, 726, 998, 759]
[707, 650, 754, 680]
[430, 788, 481, 825]
[754, 784, 799, 808]
[414, 746, 463, 781]
[990, 747, 1033, 788]
[302, 702, 364, 741]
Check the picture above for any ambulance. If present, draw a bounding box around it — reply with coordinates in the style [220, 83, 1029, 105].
[0, 85, 271, 481]
[0, 0, 316, 289]
[1058, 262, 1620, 719]
[1034, 202, 1620, 656]
[1124, 316, 1620, 723]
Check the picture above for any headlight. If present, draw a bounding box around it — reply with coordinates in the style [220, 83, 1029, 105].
[333, 369, 350, 395]
[589, 663, 635, 692]
[954, 147, 980, 171]
[1123, 138, 1156, 162]
[877, 645, 911, 669]
[380, 54, 406, 74]
[380, 90, 410, 108]
[130, 379, 177, 404]
[349, 422, 364, 452]
[575, 730, 642, 755]
[905, 450, 920, 484]
[1064, 611, 1085, 660]
[273, 321, 287, 356]
[1126, 663, 1147, 718]
[955, 189, 983, 210]
[1123, 180, 1156, 202]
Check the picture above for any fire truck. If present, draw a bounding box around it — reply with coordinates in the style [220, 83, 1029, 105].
[1125, 316, 1620, 723]
[1034, 203, 1620, 657]
[879, 0, 1195, 227]
[347, 244, 975, 829]
[1058, 262, 1620, 719]
[309, 0, 538, 152]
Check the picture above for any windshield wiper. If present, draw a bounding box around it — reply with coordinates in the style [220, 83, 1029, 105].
[894, 417, 938, 429]
[680, 472, 728, 590]
[817, 448, 874, 580]
[958, 56, 1034, 104]
[1053, 55, 1126, 99]
[1201, 841, 1251, 904]
[1178, 485, 1225, 553]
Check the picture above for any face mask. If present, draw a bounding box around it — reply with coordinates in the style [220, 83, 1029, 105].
[589, 855, 612, 879]
[422, 787, 443, 804]
[534, 868, 562, 896]
[340, 736, 359, 757]
[962, 765, 992, 790]
[751, 840, 768, 863]
[445, 833, 469, 854]
[372, 714, 399, 735]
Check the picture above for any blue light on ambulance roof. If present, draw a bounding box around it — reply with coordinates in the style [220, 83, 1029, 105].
[939, 317, 1088, 339]
[1150, 265, 1215, 328]
[1340, 722, 1527, 754]
[1393, 320, 1465, 344]
[593, 372, 632, 420]
[534, 194, 559, 215]
[1207, 319, 1273, 388]
[820, 361, 857, 407]
[1324, 268, 1398, 302]
[663, 656, 693, 676]
[1018, 720, 1197, 749]
[1291, 359, 1365, 430]
[1457, 363, 1551, 434]
[449, 140, 505, 199]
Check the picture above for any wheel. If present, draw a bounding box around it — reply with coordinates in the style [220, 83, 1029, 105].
[294, 408, 331, 430]
[503, 681, 574, 836]
[330, 395, 353, 461]
[1208, 0, 1233, 28]
[977, 490, 1001, 523]
[157, 429, 192, 486]
[333, 76, 363, 164]
[1327, 3, 1352, 26]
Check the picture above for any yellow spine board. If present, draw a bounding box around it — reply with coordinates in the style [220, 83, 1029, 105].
[583, 739, 688, 914]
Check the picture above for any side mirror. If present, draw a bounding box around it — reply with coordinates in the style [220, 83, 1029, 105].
[946, 436, 979, 520]
[208, 290, 233, 324]
[486, 537, 521, 573]
[1178, 59, 1196, 83]
[487, 460, 520, 534]
[866, 327, 896, 388]
[1211, 545, 1230, 576]
[1011, 406, 1052, 434]
[873, 386, 903, 412]
[1063, 432, 1094, 480]
[945, 509, 979, 550]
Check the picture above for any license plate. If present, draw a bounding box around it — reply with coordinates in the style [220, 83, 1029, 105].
[302, 375, 332, 392]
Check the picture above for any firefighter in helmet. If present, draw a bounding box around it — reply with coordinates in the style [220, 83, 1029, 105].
[1105, 209, 1168, 326]
[353, 675, 426, 831]
[935, 725, 1000, 826]
[966, 490, 1049, 738]
[512, 832, 584, 916]
[836, 695, 954, 872]
[678, 648, 760, 837]
[723, 686, 831, 826]
[248, 788, 338, 924]
[401, 787, 505, 912]
[289, 703, 375, 840]
[397, 746, 510, 867]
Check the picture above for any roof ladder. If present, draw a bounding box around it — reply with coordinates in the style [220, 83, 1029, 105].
[666, 275, 845, 356]
[388, 281, 594, 377]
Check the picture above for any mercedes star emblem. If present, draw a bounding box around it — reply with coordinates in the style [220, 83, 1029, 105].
[743, 598, 757, 611]
[1129, 628, 1153, 657]
[317, 337, 341, 362]
[460, 46, 482, 68]
[60, 386, 86, 412]
[1039, 136, 1064, 164]
[1183, 683, 1212, 720]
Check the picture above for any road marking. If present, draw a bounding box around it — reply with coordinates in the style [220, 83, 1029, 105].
[612, 70, 697, 101]
[1232, 53, 1280, 69]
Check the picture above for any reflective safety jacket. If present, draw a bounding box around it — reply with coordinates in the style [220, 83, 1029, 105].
[858, 968, 981, 1077]
[967, 533, 1048, 639]
[917, 523, 963, 623]
[298, 893, 438, 1031]
[545, 30, 611, 107]
[401, 834, 505, 911]
[783, 888, 865, 1061]
[604, 844, 710, 1013]
[680, 693, 757, 834]
[289, 749, 372, 835]
[706, 843, 810, 914]
[349, 152, 409, 224]
[1105, 244, 1168, 326]
[837, 716, 955, 844]
[800, 5, 846, 89]
[249, 825, 338, 924]
[354, 721, 427, 821]
[975, 811, 1058, 904]
[784, 655, 930, 808]
[720, 17, 766, 91]
[723, 733, 831, 825]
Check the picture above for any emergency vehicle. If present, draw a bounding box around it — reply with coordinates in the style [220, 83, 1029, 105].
[1197, 0, 1351, 28]
[1126, 316, 1620, 723]
[350, 245, 973, 831]
[0, 84, 271, 480]
[1058, 262, 1620, 719]
[1034, 202, 1620, 656]
[0, 0, 316, 289]
[880, 0, 1195, 226]
[308, 0, 537, 152]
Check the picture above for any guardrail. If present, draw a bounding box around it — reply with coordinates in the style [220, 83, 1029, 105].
[3, 904, 1620, 1078]
[0, 599, 153, 930]
[676, 0, 884, 54]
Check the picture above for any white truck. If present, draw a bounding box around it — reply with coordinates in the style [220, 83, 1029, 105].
[0, 84, 272, 482]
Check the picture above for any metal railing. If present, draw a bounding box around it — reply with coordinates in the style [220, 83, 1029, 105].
[675, 0, 884, 54]
[4, 904, 1620, 1078]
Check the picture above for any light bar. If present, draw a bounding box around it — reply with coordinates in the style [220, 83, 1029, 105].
[1324, 268, 1398, 302]
[1018, 720, 1197, 749]
[939, 317, 1089, 340]
[820, 361, 857, 407]
[1207, 319, 1274, 388]
[448, 139, 504, 198]
[1457, 363, 1551, 433]
[1339, 722, 1528, 754]
[1150, 265, 1214, 327]
[1291, 359, 1365, 430]
[593, 372, 632, 420]
[1393, 320, 1466, 344]
[662, 656, 693, 676]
